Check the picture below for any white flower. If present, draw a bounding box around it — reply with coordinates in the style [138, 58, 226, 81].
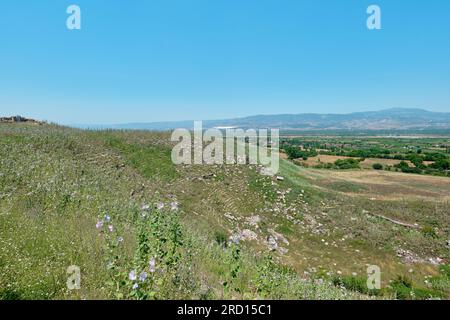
[149, 257, 156, 273]
[170, 202, 179, 211]
[139, 272, 148, 282]
[129, 270, 137, 281]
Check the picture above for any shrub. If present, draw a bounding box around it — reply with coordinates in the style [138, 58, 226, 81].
[214, 231, 228, 248]
[372, 163, 383, 170]
[389, 275, 442, 300]
[334, 158, 361, 169]
[283, 145, 318, 160]
[430, 159, 450, 171]
[421, 226, 438, 239]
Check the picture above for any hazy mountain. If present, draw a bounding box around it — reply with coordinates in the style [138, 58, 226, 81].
[77, 108, 450, 131]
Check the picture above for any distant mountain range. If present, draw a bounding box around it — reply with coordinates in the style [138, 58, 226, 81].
[77, 108, 450, 131]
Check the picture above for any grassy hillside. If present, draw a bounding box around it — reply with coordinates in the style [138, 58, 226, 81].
[0, 124, 448, 300]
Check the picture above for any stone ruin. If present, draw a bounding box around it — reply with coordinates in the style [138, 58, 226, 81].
[0, 115, 42, 124]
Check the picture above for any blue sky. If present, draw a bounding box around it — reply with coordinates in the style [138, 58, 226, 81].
[1, 0, 449, 124]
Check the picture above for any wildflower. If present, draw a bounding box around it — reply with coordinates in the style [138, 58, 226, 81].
[108, 225, 114, 232]
[96, 220, 103, 229]
[170, 202, 179, 211]
[139, 271, 148, 282]
[118, 236, 124, 243]
[104, 214, 111, 222]
[129, 270, 137, 281]
[141, 204, 150, 211]
[156, 202, 164, 210]
[132, 283, 139, 290]
[149, 257, 156, 273]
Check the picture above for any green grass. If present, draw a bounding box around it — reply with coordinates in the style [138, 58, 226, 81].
[1, 124, 448, 300]
[0, 124, 364, 300]
[102, 134, 178, 180]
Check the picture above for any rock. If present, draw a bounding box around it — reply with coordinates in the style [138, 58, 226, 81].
[428, 257, 443, 265]
[224, 213, 238, 221]
[396, 248, 423, 264]
[229, 229, 258, 244]
[228, 233, 241, 245]
[268, 229, 289, 246]
[267, 235, 278, 251]
[245, 215, 261, 228]
[241, 229, 258, 241]
[202, 173, 216, 180]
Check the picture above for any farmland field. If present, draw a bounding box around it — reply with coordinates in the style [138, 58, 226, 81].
[0, 123, 449, 300]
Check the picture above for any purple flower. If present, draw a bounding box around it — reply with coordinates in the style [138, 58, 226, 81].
[139, 271, 148, 282]
[149, 257, 156, 273]
[128, 270, 137, 281]
[132, 283, 139, 290]
[108, 225, 114, 232]
[96, 220, 103, 229]
[156, 202, 164, 210]
[104, 214, 111, 222]
[170, 202, 179, 211]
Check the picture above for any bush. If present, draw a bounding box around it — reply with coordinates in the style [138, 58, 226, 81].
[421, 226, 438, 239]
[372, 163, 383, 170]
[389, 275, 442, 300]
[430, 159, 450, 171]
[283, 144, 318, 160]
[334, 158, 361, 169]
[214, 231, 228, 248]
[394, 161, 422, 174]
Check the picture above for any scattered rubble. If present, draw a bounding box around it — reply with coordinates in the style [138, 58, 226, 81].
[396, 249, 427, 264]
[396, 249, 423, 264]
[267, 235, 278, 251]
[245, 215, 261, 228]
[265, 229, 289, 254]
[428, 257, 444, 265]
[228, 229, 258, 244]
[224, 212, 239, 221]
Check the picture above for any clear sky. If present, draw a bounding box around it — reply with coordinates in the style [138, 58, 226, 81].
[1, 0, 449, 124]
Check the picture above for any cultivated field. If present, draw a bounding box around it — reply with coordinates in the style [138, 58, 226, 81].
[297, 167, 450, 201]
